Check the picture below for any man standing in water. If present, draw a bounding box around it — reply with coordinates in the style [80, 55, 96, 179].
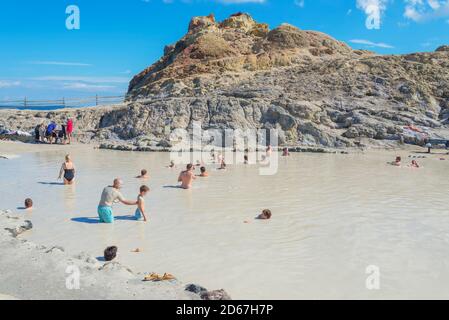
[178, 164, 196, 189]
[98, 179, 137, 223]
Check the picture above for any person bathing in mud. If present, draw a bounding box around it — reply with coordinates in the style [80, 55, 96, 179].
[266, 144, 273, 156]
[24, 198, 33, 211]
[219, 159, 227, 170]
[388, 156, 402, 167]
[409, 160, 420, 168]
[198, 166, 209, 177]
[58, 154, 75, 185]
[257, 209, 272, 220]
[178, 164, 196, 189]
[98, 179, 138, 223]
[134, 185, 150, 222]
[136, 169, 149, 180]
[167, 160, 176, 169]
[244, 209, 272, 223]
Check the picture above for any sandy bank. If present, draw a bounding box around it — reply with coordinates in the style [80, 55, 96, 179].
[0, 210, 228, 300]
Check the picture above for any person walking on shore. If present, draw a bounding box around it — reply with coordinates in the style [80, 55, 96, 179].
[66, 118, 74, 144]
[58, 154, 76, 185]
[98, 179, 137, 223]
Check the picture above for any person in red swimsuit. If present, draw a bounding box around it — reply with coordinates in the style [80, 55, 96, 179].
[66, 118, 73, 144]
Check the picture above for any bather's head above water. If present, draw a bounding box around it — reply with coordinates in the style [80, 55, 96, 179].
[257, 209, 272, 220]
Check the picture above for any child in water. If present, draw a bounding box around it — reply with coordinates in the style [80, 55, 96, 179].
[135, 185, 150, 222]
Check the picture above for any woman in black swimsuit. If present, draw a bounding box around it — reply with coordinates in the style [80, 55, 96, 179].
[58, 154, 76, 185]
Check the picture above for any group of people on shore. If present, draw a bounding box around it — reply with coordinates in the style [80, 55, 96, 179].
[34, 118, 73, 145]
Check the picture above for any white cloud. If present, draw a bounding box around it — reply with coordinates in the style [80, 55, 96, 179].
[349, 39, 395, 48]
[356, 0, 389, 29]
[294, 0, 305, 8]
[28, 61, 92, 67]
[404, 0, 449, 22]
[62, 82, 116, 91]
[0, 80, 21, 88]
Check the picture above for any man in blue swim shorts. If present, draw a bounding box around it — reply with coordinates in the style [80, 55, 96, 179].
[98, 178, 137, 223]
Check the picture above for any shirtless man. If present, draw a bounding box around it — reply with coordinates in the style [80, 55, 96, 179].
[178, 164, 196, 189]
[97, 178, 137, 223]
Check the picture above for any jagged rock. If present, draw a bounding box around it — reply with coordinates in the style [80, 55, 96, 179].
[436, 45, 449, 52]
[185, 284, 207, 294]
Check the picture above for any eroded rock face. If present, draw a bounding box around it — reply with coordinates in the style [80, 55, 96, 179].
[1, 13, 448, 149]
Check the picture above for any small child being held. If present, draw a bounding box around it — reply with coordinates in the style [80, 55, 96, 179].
[135, 185, 150, 222]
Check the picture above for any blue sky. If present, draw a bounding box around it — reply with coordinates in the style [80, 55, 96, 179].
[0, 0, 448, 100]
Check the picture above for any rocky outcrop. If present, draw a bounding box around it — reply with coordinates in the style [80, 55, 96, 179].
[0, 13, 448, 149]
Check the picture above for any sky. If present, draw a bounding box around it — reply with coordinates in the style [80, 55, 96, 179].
[0, 0, 448, 101]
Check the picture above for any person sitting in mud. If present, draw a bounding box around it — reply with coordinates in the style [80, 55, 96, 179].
[98, 179, 138, 223]
[389, 156, 402, 166]
[178, 164, 196, 189]
[135, 185, 149, 222]
[58, 154, 75, 185]
[198, 166, 209, 177]
[266, 144, 273, 156]
[136, 169, 149, 179]
[219, 159, 227, 170]
[167, 160, 176, 169]
[104, 246, 118, 261]
[24, 198, 33, 210]
[409, 160, 420, 168]
[257, 209, 272, 220]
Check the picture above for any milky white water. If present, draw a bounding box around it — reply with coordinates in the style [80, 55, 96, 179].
[1, 146, 449, 299]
